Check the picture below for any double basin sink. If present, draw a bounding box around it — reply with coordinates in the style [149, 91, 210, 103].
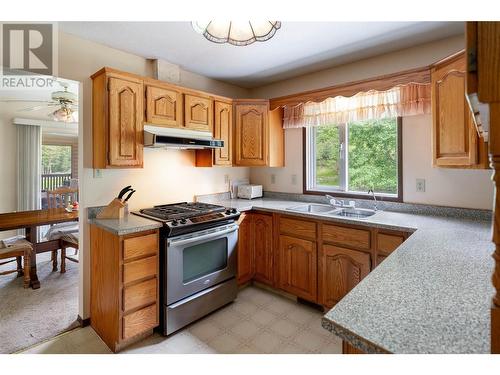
[286, 203, 376, 219]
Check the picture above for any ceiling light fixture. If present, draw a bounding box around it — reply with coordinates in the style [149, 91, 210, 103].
[51, 106, 76, 123]
[192, 21, 281, 46]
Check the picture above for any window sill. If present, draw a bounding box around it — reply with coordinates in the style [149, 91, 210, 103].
[303, 189, 402, 202]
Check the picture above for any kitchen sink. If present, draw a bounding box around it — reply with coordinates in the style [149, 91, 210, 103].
[286, 203, 336, 214]
[330, 208, 377, 219]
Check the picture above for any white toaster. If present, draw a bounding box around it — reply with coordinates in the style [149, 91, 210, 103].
[237, 184, 263, 199]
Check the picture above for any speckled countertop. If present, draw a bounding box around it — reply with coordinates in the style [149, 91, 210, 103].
[203, 197, 494, 353]
[89, 214, 162, 236]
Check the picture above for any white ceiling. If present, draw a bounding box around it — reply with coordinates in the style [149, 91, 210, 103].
[59, 21, 464, 88]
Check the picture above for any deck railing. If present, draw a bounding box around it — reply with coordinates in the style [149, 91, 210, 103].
[41, 173, 71, 191]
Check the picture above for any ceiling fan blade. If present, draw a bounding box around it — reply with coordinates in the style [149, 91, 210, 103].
[0, 99, 53, 103]
[18, 103, 60, 112]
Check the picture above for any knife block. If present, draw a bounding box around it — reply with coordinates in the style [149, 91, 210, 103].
[96, 198, 125, 219]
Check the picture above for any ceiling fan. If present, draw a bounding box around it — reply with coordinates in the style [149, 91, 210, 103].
[1, 80, 78, 122]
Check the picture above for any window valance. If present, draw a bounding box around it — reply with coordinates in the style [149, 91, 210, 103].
[282, 83, 431, 129]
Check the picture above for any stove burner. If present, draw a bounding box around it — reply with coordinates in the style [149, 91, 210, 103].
[139, 202, 225, 221]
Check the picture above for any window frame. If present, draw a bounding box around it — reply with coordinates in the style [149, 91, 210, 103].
[302, 117, 403, 202]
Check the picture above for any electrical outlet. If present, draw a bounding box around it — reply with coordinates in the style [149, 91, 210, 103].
[93, 169, 103, 178]
[416, 178, 426, 192]
[271, 174, 276, 184]
[224, 174, 229, 184]
[291, 174, 298, 185]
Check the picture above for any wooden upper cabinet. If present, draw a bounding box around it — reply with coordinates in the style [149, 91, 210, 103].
[237, 213, 254, 285]
[145, 83, 183, 128]
[92, 69, 144, 168]
[184, 94, 213, 132]
[234, 101, 269, 166]
[233, 100, 284, 167]
[278, 234, 317, 302]
[214, 101, 233, 165]
[432, 53, 485, 168]
[253, 213, 274, 286]
[319, 244, 370, 309]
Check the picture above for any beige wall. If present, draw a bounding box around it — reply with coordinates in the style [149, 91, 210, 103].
[0, 105, 20, 240]
[250, 116, 494, 210]
[249, 35, 493, 210]
[57, 32, 252, 319]
[250, 35, 466, 98]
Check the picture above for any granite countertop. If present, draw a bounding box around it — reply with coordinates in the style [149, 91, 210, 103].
[204, 197, 494, 353]
[89, 214, 162, 236]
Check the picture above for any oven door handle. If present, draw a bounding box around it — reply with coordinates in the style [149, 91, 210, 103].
[168, 225, 238, 247]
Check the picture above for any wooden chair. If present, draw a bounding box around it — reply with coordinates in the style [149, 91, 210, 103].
[60, 233, 79, 273]
[0, 237, 33, 288]
[46, 187, 79, 272]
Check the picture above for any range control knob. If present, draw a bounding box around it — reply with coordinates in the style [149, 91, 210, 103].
[180, 219, 187, 224]
[231, 208, 237, 214]
[171, 220, 178, 226]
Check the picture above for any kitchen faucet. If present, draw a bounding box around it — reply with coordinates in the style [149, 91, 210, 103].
[368, 189, 378, 211]
[325, 194, 355, 208]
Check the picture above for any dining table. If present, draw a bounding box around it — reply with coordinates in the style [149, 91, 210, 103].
[0, 208, 79, 289]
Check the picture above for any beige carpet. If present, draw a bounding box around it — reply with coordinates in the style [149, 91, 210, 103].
[0, 250, 79, 353]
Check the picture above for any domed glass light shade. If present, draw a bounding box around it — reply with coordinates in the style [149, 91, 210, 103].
[192, 21, 281, 46]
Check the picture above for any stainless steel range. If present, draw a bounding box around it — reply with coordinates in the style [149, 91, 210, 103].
[133, 202, 240, 335]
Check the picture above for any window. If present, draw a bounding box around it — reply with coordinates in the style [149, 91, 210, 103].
[305, 117, 401, 200]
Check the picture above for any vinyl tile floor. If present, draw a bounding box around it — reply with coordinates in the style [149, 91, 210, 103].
[22, 286, 342, 354]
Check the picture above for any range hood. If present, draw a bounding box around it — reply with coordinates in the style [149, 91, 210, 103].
[144, 125, 224, 149]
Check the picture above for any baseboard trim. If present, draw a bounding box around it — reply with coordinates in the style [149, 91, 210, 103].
[77, 315, 90, 327]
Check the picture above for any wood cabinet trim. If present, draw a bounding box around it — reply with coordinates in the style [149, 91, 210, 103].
[279, 215, 317, 241]
[321, 223, 371, 251]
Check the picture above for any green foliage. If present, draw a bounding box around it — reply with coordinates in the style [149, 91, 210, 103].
[315, 126, 340, 186]
[42, 145, 71, 174]
[348, 118, 397, 194]
[313, 118, 398, 194]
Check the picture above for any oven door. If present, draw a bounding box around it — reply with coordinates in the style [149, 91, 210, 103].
[166, 223, 238, 305]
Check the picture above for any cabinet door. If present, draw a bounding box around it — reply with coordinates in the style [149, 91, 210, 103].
[319, 244, 370, 309]
[184, 94, 213, 132]
[253, 213, 273, 286]
[108, 76, 143, 167]
[234, 103, 269, 166]
[145, 85, 183, 128]
[237, 213, 254, 285]
[432, 54, 478, 167]
[214, 101, 232, 165]
[278, 235, 317, 302]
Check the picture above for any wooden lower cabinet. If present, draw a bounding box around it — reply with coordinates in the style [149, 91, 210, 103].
[236, 212, 409, 310]
[343, 341, 366, 354]
[319, 244, 370, 309]
[237, 213, 254, 285]
[375, 230, 408, 267]
[278, 235, 317, 302]
[90, 225, 159, 352]
[253, 213, 274, 286]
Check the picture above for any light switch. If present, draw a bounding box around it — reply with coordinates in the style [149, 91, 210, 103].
[271, 174, 276, 184]
[291, 174, 298, 185]
[416, 178, 425, 192]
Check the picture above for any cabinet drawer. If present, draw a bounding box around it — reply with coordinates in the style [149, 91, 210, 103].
[279, 217, 317, 240]
[123, 256, 157, 284]
[322, 224, 370, 250]
[376, 233, 404, 256]
[123, 277, 157, 312]
[123, 233, 158, 261]
[122, 303, 157, 340]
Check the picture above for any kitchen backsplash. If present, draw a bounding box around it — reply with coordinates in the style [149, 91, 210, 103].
[196, 191, 492, 221]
